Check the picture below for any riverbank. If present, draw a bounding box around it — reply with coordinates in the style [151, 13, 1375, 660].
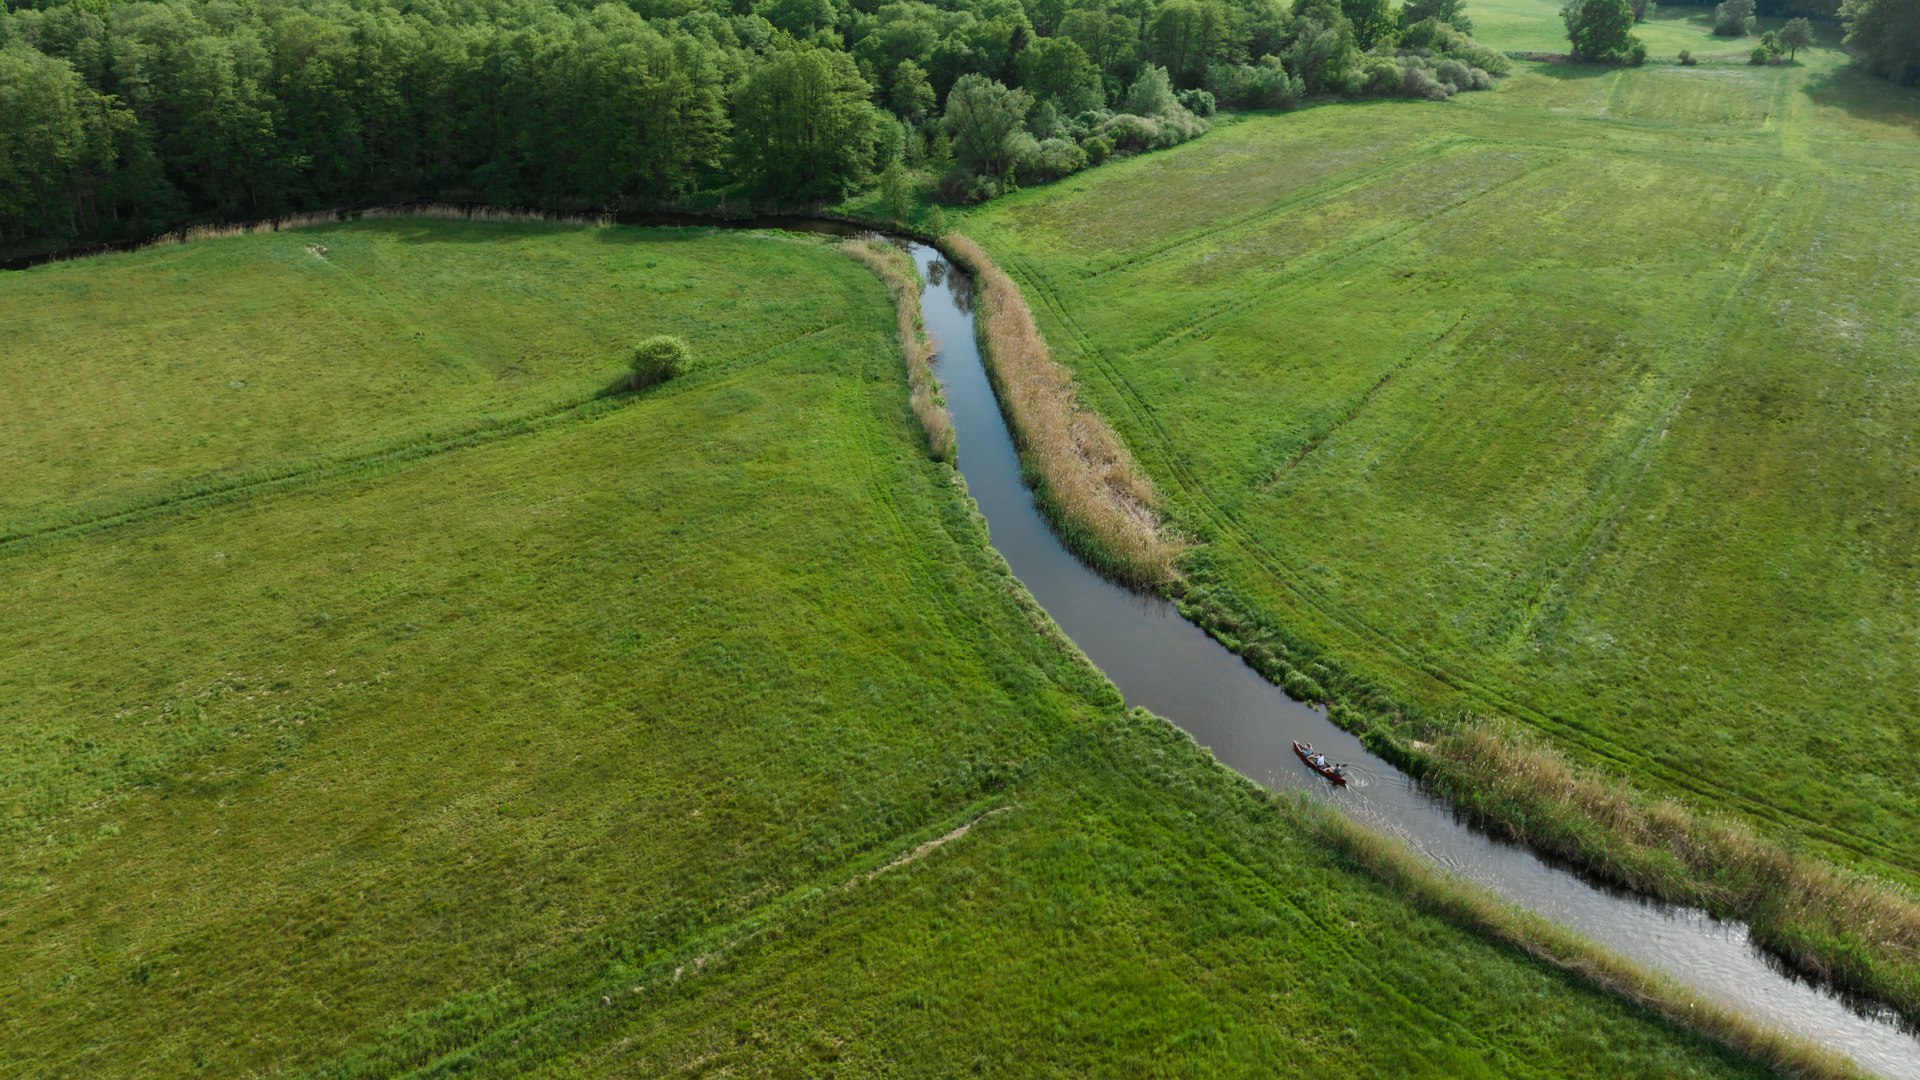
[1, 219, 1805, 1076]
[929, 209, 1920, 1025]
[940, 234, 1181, 588]
[952, 54, 1920, 1027]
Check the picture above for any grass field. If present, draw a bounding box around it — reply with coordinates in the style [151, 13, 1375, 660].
[0, 222, 1787, 1075]
[959, 13, 1920, 899]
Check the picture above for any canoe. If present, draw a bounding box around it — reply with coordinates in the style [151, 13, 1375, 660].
[1292, 740, 1348, 786]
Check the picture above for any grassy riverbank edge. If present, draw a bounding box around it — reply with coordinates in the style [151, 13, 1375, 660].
[1175, 565, 1920, 1028]
[837, 238, 955, 461]
[1291, 791, 1872, 1080]
[938, 233, 1182, 588]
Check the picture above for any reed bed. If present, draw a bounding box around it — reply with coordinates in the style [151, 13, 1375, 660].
[1423, 726, 1920, 1026]
[941, 234, 1179, 587]
[1294, 795, 1871, 1079]
[838, 238, 954, 462]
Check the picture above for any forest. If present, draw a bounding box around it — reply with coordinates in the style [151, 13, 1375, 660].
[0, 0, 1526, 253]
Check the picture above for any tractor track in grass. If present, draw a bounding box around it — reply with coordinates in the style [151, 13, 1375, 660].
[1485, 178, 1815, 656]
[1000, 212, 1910, 875]
[1079, 136, 1478, 280]
[0, 324, 845, 558]
[1110, 152, 1565, 365]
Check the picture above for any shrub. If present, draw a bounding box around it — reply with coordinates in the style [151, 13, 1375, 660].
[1455, 44, 1513, 75]
[1080, 134, 1114, 164]
[1124, 64, 1178, 116]
[1205, 56, 1306, 108]
[630, 335, 691, 390]
[1749, 44, 1770, 63]
[1016, 136, 1089, 183]
[1678, 48, 1696, 64]
[1097, 113, 1162, 153]
[938, 172, 1003, 203]
[1401, 63, 1452, 98]
[1176, 87, 1218, 116]
[1628, 39, 1648, 64]
[1400, 17, 1467, 51]
[1435, 56, 1474, 89]
[1363, 56, 1405, 95]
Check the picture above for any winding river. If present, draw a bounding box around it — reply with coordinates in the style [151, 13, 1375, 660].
[898, 238, 1920, 1078]
[8, 212, 1914, 1074]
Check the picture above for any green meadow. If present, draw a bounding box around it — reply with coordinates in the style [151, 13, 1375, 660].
[960, 14, 1920, 889]
[0, 223, 1778, 1075]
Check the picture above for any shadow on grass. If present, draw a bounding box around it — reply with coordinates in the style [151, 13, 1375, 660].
[1644, 4, 1717, 32]
[1802, 64, 1920, 136]
[1531, 60, 1627, 81]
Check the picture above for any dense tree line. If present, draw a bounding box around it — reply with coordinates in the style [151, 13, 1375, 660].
[0, 0, 1508, 253]
[1843, 0, 1919, 84]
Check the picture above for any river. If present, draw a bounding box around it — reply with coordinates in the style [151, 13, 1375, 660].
[903, 238, 1920, 1079]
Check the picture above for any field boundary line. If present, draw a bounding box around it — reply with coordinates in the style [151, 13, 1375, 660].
[344, 796, 1019, 1078]
[1259, 310, 1480, 490]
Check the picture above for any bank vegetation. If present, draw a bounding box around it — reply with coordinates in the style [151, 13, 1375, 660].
[943, 233, 1180, 586]
[840, 236, 955, 462]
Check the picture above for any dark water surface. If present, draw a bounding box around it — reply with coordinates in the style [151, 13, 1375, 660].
[905, 240, 1920, 1079]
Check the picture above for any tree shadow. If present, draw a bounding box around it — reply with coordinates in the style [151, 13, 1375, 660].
[1532, 60, 1628, 82]
[1643, 4, 1717, 32]
[1801, 64, 1920, 137]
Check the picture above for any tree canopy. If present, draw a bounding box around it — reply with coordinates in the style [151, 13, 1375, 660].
[0, 0, 1509, 253]
[1843, 0, 1920, 85]
[1562, 0, 1641, 60]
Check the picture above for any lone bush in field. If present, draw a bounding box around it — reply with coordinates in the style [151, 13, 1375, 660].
[630, 335, 690, 390]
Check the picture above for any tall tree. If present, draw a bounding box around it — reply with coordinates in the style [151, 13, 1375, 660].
[1842, 0, 1920, 84]
[1341, 0, 1400, 49]
[1562, 0, 1639, 59]
[1401, 0, 1472, 31]
[1779, 15, 1813, 57]
[939, 73, 1030, 178]
[732, 45, 885, 201]
[1016, 34, 1103, 112]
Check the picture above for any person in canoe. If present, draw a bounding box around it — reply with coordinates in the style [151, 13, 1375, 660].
[1292, 741, 1349, 783]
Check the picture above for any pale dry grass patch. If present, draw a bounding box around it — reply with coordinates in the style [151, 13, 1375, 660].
[942, 234, 1179, 586]
[838, 238, 955, 461]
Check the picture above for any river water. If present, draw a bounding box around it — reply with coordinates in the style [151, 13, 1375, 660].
[903, 239, 1919, 1078]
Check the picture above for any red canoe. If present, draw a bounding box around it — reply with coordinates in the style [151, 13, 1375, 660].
[1292, 740, 1348, 786]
